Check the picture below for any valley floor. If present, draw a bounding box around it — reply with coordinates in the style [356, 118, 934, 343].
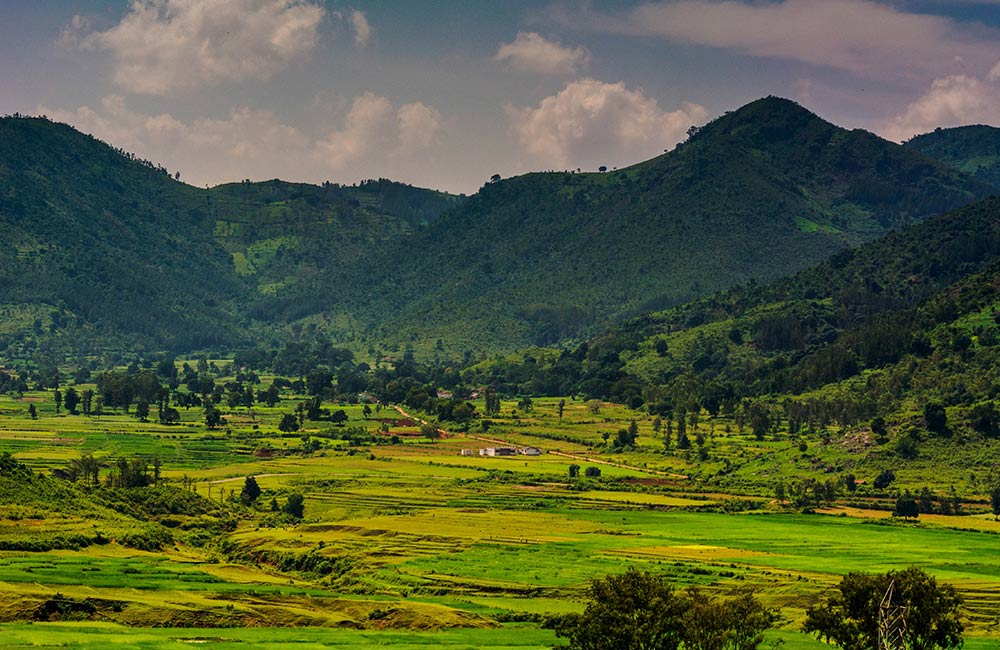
[3, 392, 1000, 647]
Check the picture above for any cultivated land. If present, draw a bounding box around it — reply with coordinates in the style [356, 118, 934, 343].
[3, 383, 1000, 648]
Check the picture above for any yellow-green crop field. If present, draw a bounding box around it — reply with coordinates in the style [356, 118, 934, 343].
[3, 390, 1000, 648]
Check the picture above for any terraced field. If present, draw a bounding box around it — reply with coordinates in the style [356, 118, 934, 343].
[2, 390, 1000, 647]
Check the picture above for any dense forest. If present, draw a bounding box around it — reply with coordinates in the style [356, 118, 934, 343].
[1, 97, 994, 360]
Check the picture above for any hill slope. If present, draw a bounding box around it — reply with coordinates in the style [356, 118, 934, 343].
[907, 125, 1000, 189]
[271, 97, 993, 354]
[554, 194, 1000, 417]
[0, 117, 242, 354]
[1, 100, 994, 359]
[465, 194, 1000, 477]
[0, 117, 459, 356]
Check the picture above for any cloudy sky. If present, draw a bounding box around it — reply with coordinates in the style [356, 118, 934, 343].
[3, 0, 1000, 194]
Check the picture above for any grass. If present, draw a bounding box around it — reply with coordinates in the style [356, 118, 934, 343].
[3, 384, 1000, 645]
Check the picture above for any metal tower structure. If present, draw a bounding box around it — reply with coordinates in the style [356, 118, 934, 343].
[879, 580, 909, 650]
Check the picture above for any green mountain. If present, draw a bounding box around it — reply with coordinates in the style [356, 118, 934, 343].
[460, 194, 1000, 490]
[907, 125, 1000, 189]
[274, 97, 993, 354]
[208, 178, 459, 298]
[1, 99, 995, 360]
[507, 194, 1000, 424]
[0, 116, 459, 358]
[0, 116, 242, 355]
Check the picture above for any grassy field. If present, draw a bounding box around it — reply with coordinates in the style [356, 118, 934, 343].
[2, 385, 1000, 647]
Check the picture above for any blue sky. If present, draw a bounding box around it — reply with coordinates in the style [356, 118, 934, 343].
[3, 0, 1000, 194]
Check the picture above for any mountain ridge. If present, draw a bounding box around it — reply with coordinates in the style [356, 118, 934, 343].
[0, 98, 995, 358]
[270, 96, 993, 354]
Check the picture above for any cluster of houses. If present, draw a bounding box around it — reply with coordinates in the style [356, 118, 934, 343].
[459, 446, 542, 457]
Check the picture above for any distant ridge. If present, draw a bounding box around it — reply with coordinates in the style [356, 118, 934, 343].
[0, 98, 994, 357]
[265, 96, 994, 354]
[0, 116, 458, 356]
[907, 124, 1000, 189]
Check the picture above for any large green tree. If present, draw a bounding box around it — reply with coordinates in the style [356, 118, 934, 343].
[552, 569, 773, 650]
[804, 567, 963, 650]
[553, 568, 689, 650]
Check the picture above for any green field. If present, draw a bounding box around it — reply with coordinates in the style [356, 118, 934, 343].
[2, 387, 1000, 647]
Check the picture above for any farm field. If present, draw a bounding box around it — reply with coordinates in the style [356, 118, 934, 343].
[2, 388, 1000, 647]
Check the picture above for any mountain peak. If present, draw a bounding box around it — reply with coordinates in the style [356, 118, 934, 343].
[693, 96, 833, 147]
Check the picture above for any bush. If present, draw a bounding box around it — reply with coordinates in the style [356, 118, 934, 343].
[121, 526, 173, 551]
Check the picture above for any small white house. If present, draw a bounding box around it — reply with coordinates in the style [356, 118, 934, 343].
[479, 447, 517, 457]
[520, 447, 542, 456]
[459, 449, 476, 456]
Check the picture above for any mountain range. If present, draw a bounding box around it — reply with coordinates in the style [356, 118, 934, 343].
[1, 97, 998, 360]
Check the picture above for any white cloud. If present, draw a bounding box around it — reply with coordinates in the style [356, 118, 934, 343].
[493, 32, 590, 75]
[507, 78, 707, 168]
[396, 102, 442, 151]
[58, 14, 92, 49]
[75, 0, 326, 94]
[315, 91, 395, 168]
[350, 9, 371, 47]
[602, 0, 1000, 82]
[38, 92, 444, 186]
[882, 73, 1000, 141]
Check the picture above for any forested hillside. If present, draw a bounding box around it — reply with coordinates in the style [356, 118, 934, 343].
[907, 125, 1000, 189]
[0, 116, 459, 358]
[0, 98, 994, 360]
[469, 194, 1000, 446]
[270, 97, 992, 354]
[0, 116, 242, 354]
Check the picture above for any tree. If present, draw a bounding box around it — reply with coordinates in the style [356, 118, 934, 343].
[262, 384, 280, 407]
[871, 416, 889, 443]
[924, 402, 948, 435]
[748, 401, 771, 441]
[54, 389, 62, 414]
[63, 388, 80, 414]
[305, 369, 333, 397]
[160, 406, 180, 425]
[278, 413, 299, 433]
[874, 469, 896, 490]
[655, 339, 668, 357]
[683, 589, 774, 650]
[894, 491, 920, 519]
[81, 389, 93, 415]
[283, 493, 305, 519]
[240, 476, 261, 505]
[896, 428, 920, 459]
[28, 404, 37, 419]
[135, 399, 150, 422]
[969, 402, 999, 437]
[804, 567, 963, 650]
[552, 568, 689, 650]
[614, 425, 637, 450]
[558, 399, 566, 420]
[204, 404, 224, 429]
[518, 395, 533, 412]
[568, 464, 580, 478]
[584, 466, 601, 478]
[484, 386, 501, 416]
[990, 481, 1000, 521]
